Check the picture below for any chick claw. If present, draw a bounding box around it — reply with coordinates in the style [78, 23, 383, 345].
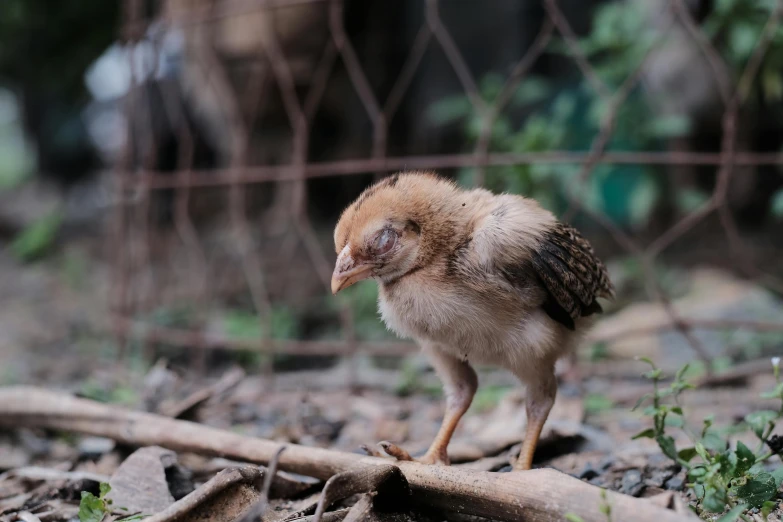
[361, 441, 448, 465]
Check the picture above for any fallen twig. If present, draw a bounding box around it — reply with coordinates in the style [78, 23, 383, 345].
[341, 493, 375, 522]
[0, 387, 692, 522]
[237, 445, 286, 522]
[143, 466, 261, 522]
[312, 465, 406, 522]
[112, 316, 783, 358]
[160, 367, 246, 419]
[13, 513, 41, 522]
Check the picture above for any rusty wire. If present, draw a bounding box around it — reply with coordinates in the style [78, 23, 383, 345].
[112, 0, 783, 375]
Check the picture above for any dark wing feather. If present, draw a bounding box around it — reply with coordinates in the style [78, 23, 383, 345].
[534, 223, 614, 330]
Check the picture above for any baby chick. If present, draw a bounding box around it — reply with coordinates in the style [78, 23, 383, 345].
[331, 171, 613, 470]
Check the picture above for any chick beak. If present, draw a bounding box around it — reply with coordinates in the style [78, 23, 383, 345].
[331, 246, 373, 295]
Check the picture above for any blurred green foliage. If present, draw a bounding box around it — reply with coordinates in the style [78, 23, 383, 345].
[395, 359, 443, 397]
[0, 0, 118, 184]
[60, 246, 90, 290]
[704, 0, 783, 101]
[0, 90, 34, 189]
[79, 379, 137, 406]
[0, 0, 117, 98]
[146, 304, 302, 368]
[584, 393, 615, 414]
[10, 211, 63, 262]
[428, 0, 783, 227]
[336, 283, 397, 341]
[470, 384, 512, 413]
[772, 189, 783, 220]
[222, 307, 299, 341]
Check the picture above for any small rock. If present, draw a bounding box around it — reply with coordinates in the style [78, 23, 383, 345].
[166, 463, 195, 500]
[578, 463, 600, 481]
[620, 469, 645, 497]
[598, 455, 615, 470]
[589, 475, 608, 487]
[234, 403, 258, 423]
[644, 468, 674, 488]
[0, 442, 29, 469]
[107, 446, 177, 514]
[664, 475, 684, 491]
[17, 429, 50, 456]
[647, 453, 671, 468]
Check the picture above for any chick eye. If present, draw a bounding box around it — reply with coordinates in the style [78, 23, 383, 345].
[374, 229, 397, 254]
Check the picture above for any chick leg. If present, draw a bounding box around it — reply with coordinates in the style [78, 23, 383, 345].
[380, 347, 478, 465]
[513, 369, 556, 471]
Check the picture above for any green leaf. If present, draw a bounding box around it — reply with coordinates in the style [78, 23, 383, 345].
[99, 483, 111, 498]
[10, 211, 62, 262]
[678, 447, 698, 463]
[636, 356, 656, 369]
[772, 467, 783, 488]
[715, 0, 740, 14]
[427, 96, 473, 125]
[564, 514, 586, 522]
[702, 430, 728, 454]
[735, 441, 755, 476]
[675, 364, 691, 383]
[716, 504, 747, 522]
[512, 77, 551, 106]
[656, 434, 679, 462]
[632, 428, 656, 440]
[702, 416, 714, 437]
[689, 466, 708, 479]
[718, 451, 737, 481]
[78, 491, 107, 522]
[676, 188, 711, 214]
[584, 393, 614, 414]
[760, 382, 783, 399]
[695, 442, 710, 460]
[702, 486, 728, 513]
[628, 174, 659, 227]
[772, 188, 783, 220]
[647, 114, 691, 138]
[762, 69, 783, 101]
[762, 500, 777, 520]
[729, 22, 760, 61]
[745, 410, 778, 438]
[735, 472, 778, 508]
[631, 393, 651, 411]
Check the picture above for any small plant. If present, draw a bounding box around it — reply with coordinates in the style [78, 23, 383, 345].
[78, 483, 145, 522]
[633, 357, 783, 520]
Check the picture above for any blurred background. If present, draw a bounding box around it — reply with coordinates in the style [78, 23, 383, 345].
[2, 0, 783, 470]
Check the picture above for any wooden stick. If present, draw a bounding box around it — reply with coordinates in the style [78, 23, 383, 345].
[0, 387, 691, 522]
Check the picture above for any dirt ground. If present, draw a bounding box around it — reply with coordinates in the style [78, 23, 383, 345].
[2, 230, 783, 521]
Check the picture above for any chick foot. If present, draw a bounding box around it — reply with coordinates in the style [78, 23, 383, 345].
[361, 441, 449, 465]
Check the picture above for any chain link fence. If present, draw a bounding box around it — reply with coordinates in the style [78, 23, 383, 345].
[109, 0, 783, 379]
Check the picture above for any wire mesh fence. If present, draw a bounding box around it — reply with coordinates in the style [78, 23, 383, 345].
[110, 0, 783, 380]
